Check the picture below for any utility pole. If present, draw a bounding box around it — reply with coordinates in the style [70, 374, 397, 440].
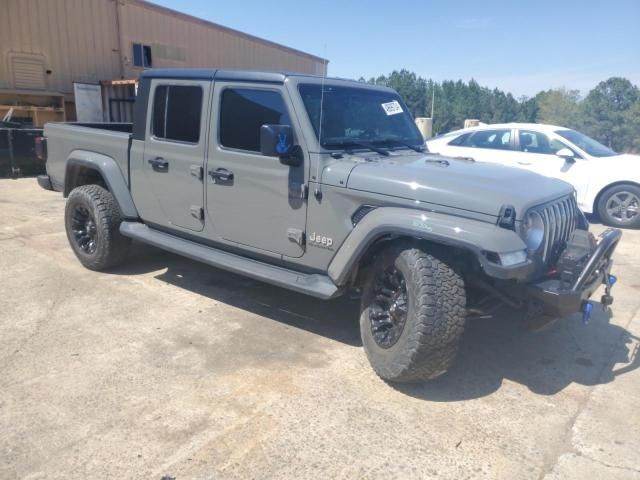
[431, 86, 435, 120]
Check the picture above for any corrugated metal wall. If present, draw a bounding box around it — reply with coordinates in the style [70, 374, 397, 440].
[0, 0, 122, 94]
[119, 1, 326, 79]
[0, 0, 327, 96]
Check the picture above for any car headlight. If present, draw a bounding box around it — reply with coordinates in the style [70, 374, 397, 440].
[522, 211, 545, 251]
[497, 250, 528, 266]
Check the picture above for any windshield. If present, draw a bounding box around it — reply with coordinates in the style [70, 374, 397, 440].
[556, 129, 618, 157]
[298, 84, 424, 150]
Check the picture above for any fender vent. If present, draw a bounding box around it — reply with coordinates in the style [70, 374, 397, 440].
[352, 206, 376, 226]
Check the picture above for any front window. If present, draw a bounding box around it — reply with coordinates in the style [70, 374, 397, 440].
[219, 88, 291, 153]
[298, 84, 423, 149]
[556, 129, 617, 157]
[519, 130, 553, 154]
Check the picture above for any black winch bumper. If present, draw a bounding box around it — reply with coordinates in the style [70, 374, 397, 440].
[526, 228, 622, 320]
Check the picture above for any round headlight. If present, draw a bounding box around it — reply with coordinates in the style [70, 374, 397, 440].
[523, 211, 545, 251]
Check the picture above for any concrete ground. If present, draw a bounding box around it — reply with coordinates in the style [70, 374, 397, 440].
[1, 177, 639, 480]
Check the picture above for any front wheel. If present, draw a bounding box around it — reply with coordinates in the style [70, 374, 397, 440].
[597, 184, 640, 229]
[65, 184, 131, 270]
[360, 244, 466, 383]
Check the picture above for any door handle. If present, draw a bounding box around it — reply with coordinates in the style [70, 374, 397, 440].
[148, 157, 169, 172]
[208, 167, 234, 182]
[517, 161, 532, 166]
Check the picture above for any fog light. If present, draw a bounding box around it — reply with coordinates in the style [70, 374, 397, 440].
[497, 250, 528, 266]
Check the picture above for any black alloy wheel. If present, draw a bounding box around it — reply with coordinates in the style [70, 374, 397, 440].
[368, 265, 409, 349]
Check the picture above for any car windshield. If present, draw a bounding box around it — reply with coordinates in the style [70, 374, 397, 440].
[298, 84, 424, 151]
[556, 129, 618, 157]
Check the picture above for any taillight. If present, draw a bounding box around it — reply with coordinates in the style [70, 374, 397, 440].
[35, 136, 47, 161]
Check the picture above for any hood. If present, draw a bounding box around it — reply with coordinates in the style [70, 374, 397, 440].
[346, 153, 574, 219]
[600, 153, 640, 162]
[596, 152, 640, 167]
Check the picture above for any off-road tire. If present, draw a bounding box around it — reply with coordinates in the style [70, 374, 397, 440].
[360, 244, 466, 383]
[597, 183, 640, 229]
[64, 184, 131, 270]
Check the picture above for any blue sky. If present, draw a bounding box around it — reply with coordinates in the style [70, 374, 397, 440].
[151, 0, 639, 98]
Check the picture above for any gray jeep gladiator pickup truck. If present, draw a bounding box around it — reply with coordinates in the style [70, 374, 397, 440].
[37, 68, 621, 383]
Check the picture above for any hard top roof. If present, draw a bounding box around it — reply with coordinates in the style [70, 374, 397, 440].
[140, 68, 384, 89]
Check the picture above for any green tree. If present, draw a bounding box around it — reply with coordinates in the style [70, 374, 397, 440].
[623, 99, 640, 152]
[535, 88, 580, 127]
[517, 96, 539, 122]
[358, 70, 639, 149]
[580, 77, 639, 151]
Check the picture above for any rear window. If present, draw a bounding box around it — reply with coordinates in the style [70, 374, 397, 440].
[151, 85, 203, 143]
[454, 129, 512, 150]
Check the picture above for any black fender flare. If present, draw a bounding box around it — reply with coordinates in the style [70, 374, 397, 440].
[327, 207, 530, 286]
[64, 151, 139, 219]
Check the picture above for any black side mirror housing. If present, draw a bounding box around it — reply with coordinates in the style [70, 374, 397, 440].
[556, 147, 576, 163]
[260, 124, 302, 167]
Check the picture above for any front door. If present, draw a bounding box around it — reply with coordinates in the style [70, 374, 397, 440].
[514, 129, 589, 204]
[140, 79, 211, 232]
[206, 83, 307, 258]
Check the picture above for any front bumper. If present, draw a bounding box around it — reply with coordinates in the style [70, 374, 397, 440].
[526, 228, 622, 319]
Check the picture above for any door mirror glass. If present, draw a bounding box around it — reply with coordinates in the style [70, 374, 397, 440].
[556, 147, 576, 162]
[260, 124, 302, 166]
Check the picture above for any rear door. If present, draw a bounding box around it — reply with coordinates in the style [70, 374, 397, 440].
[139, 79, 212, 231]
[440, 128, 516, 164]
[513, 129, 589, 201]
[205, 83, 307, 258]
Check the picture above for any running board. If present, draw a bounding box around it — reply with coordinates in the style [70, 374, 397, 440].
[120, 222, 340, 299]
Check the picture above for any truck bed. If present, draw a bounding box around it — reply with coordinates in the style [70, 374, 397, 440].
[44, 122, 132, 191]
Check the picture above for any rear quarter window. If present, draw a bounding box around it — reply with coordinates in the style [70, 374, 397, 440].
[448, 132, 472, 146]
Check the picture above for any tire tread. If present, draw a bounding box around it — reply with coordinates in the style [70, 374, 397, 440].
[362, 244, 466, 383]
[65, 185, 130, 270]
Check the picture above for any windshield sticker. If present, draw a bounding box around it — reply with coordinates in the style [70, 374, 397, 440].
[381, 100, 404, 116]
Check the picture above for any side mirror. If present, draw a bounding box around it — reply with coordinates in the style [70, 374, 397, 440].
[260, 124, 302, 167]
[556, 147, 576, 163]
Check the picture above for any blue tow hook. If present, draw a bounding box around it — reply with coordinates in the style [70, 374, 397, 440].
[582, 302, 594, 325]
[601, 274, 617, 310]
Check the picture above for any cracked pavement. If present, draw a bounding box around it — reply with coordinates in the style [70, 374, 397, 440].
[1, 178, 639, 479]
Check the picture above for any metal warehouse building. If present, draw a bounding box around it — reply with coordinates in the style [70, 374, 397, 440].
[0, 0, 327, 123]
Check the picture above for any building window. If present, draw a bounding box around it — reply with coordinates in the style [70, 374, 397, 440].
[151, 85, 203, 143]
[132, 43, 152, 67]
[219, 88, 291, 152]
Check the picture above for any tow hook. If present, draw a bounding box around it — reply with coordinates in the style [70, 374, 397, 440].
[582, 301, 594, 325]
[601, 274, 617, 310]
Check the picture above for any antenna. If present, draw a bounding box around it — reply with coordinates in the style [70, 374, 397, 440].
[314, 46, 328, 200]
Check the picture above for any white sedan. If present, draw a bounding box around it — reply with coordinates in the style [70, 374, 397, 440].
[426, 123, 640, 228]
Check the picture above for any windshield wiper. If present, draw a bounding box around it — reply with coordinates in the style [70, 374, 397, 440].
[324, 141, 390, 156]
[374, 138, 425, 153]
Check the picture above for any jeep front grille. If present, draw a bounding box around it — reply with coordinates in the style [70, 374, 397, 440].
[537, 195, 579, 263]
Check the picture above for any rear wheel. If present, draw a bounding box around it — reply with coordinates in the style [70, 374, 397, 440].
[597, 184, 640, 229]
[360, 244, 466, 383]
[65, 185, 131, 270]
